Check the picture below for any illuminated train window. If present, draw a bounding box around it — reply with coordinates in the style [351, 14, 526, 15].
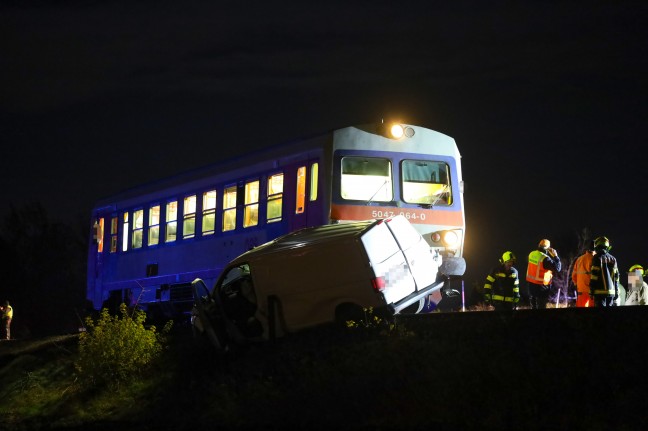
[244, 180, 259, 228]
[132, 209, 144, 249]
[122, 212, 129, 251]
[310, 163, 318, 201]
[165, 201, 178, 243]
[401, 160, 452, 206]
[110, 217, 118, 253]
[95, 218, 104, 253]
[183, 195, 196, 239]
[341, 157, 392, 202]
[267, 173, 283, 223]
[296, 166, 306, 214]
[202, 190, 217, 235]
[148, 205, 160, 246]
[223, 186, 237, 232]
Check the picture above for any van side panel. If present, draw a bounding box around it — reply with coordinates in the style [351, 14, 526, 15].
[255, 239, 383, 332]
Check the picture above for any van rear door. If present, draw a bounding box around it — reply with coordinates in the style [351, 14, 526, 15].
[383, 215, 439, 291]
[361, 218, 417, 304]
[361, 216, 441, 308]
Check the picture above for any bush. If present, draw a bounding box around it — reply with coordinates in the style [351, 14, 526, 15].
[75, 304, 172, 387]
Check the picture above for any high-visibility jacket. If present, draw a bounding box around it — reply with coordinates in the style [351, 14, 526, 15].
[590, 250, 619, 297]
[2, 305, 12, 319]
[526, 250, 555, 285]
[484, 266, 520, 304]
[572, 251, 594, 307]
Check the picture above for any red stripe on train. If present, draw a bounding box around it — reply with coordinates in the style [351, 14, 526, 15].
[330, 204, 464, 226]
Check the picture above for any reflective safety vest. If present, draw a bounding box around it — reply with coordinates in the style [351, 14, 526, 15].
[2, 305, 12, 319]
[526, 250, 553, 285]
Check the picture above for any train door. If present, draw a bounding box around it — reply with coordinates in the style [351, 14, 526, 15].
[289, 159, 320, 231]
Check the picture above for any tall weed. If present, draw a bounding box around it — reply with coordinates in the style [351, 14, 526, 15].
[75, 304, 172, 387]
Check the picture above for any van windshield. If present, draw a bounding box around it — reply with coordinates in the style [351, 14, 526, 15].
[221, 264, 251, 289]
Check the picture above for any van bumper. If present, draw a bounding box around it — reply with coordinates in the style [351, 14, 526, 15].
[391, 280, 445, 314]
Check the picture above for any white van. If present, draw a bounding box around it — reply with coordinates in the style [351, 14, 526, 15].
[191, 215, 445, 350]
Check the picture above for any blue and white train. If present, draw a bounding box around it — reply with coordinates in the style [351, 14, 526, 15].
[87, 122, 466, 317]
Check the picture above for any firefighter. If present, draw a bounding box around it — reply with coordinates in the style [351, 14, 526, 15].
[589, 236, 619, 307]
[571, 245, 596, 307]
[624, 264, 647, 306]
[526, 239, 562, 309]
[1, 300, 13, 340]
[484, 251, 520, 311]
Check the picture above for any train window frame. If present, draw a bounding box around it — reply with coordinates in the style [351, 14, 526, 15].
[122, 211, 130, 252]
[165, 200, 178, 243]
[295, 166, 306, 214]
[401, 159, 453, 206]
[95, 218, 105, 253]
[183, 195, 197, 239]
[202, 190, 217, 236]
[340, 156, 393, 202]
[132, 209, 144, 249]
[310, 163, 318, 201]
[148, 204, 160, 246]
[244, 180, 259, 228]
[267, 173, 283, 223]
[223, 185, 237, 232]
[110, 216, 118, 253]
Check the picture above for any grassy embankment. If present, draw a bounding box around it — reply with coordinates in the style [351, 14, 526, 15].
[0, 307, 647, 431]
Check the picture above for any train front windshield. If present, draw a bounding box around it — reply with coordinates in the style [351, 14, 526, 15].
[341, 157, 393, 202]
[401, 160, 452, 206]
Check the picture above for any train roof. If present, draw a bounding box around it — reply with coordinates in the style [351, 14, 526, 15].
[92, 122, 458, 213]
[92, 126, 333, 211]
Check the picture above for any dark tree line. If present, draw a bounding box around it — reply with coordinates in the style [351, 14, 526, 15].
[0, 203, 89, 338]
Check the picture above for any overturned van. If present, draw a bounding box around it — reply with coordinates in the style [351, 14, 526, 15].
[191, 215, 445, 350]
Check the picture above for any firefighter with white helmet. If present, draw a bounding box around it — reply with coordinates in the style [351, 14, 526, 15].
[589, 236, 619, 307]
[484, 251, 520, 311]
[526, 239, 562, 309]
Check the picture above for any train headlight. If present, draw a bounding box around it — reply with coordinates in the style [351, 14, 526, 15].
[390, 124, 405, 139]
[443, 230, 460, 248]
[382, 122, 415, 140]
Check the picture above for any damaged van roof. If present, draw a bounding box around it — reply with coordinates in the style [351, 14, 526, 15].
[237, 219, 379, 259]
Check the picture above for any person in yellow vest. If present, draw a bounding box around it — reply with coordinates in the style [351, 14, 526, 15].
[1, 300, 13, 340]
[589, 236, 619, 307]
[526, 239, 562, 309]
[483, 251, 520, 311]
[571, 245, 596, 307]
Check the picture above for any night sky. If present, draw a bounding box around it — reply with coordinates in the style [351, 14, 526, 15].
[2, 2, 647, 287]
